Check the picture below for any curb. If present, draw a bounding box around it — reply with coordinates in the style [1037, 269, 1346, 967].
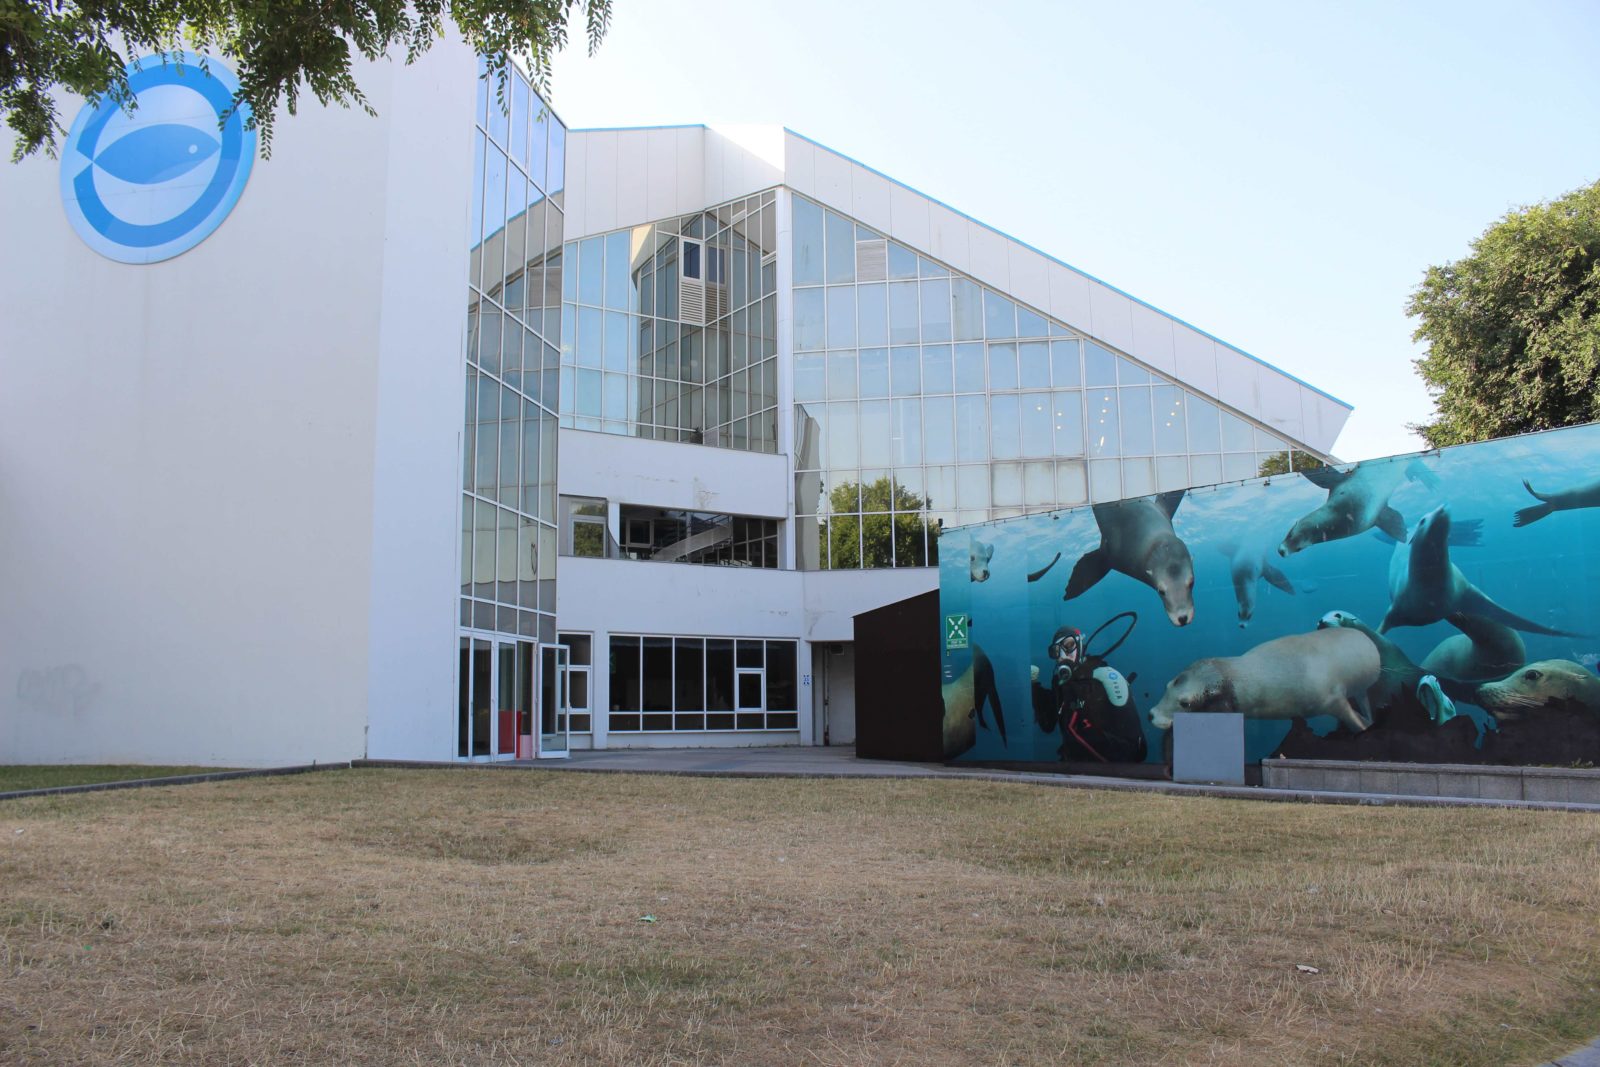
[0, 762, 349, 802]
[350, 759, 1600, 813]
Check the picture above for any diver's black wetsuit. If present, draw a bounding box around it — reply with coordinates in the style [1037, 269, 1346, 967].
[1032, 626, 1147, 764]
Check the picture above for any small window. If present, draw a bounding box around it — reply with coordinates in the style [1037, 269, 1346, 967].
[682, 240, 702, 281]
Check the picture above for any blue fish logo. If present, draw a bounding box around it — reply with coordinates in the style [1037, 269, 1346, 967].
[91, 123, 220, 185]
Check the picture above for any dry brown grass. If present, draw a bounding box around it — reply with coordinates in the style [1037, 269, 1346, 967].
[1, 768, 1598, 1066]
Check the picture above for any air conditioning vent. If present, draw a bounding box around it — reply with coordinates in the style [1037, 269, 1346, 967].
[681, 275, 707, 325]
[856, 239, 887, 282]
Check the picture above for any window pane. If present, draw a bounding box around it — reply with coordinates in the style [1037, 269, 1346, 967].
[890, 346, 920, 397]
[1087, 388, 1119, 457]
[827, 401, 859, 468]
[951, 278, 983, 341]
[1119, 386, 1153, 455]
[989, 395, 1020, 460]
[859, 399, 892, 467]
[922, 344, 953, 394]
[958, 464, 990, 509]
[604, 229, 630, 309]
[983, 290, 1016, 339]
[794, 287, 825, 351]
[1117, 357, 1152, 385]
[858, 348, 889, 398]
[888, 281, 919, 345]
[1152, 385, 1188, 454]
[826, 286, 856, 348]
[923, 396, 954, 464]
[609, 636, 641, 712]
[954, 342, 985, 392]
[956, 394, 988, 462]
[987, 343, 1018, 391]
[825, 211, 855, 283]
[706, 639, 734, 710]
[992, 461, 1022, 507]
[857, 283, 888, 347]
[1053, 390, 1084, 457]
[1021, 392, 1052, 458]
[920, 278, 952, 342]
[1222, 411, 1255, 452]
[766, 642, 798, 710]
[795, 351, 825, 402]
[1187, 394, 1222, 452]
[1016, 305, 1048, 338]
[826, 350, 858, 400]
[1051, 339, 1081, 386]
[642, 637, 672, 712]
[892, 398, 922, 466]
[793, 197, 824, 285]
[887, 243, 918, 280]
[674, 638, 704, 711]
[1019, 341, 1050, 389]
[577, 235, 602, 305]
[1084, 342, 1118, 386]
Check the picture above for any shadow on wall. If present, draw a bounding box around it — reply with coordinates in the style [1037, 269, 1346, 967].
[939, 422, 1600, 768]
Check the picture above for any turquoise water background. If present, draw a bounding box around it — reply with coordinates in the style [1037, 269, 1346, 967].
[939, 422, 1600, 765]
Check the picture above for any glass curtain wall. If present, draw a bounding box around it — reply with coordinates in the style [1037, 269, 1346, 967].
[461, 61, 566, 651]
[791, 193, 1320, 571]
[560, 192, 780, 452]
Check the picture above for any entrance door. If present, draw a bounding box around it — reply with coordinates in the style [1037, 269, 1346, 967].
[538, 643, 570, 758]
[457, 633, 521, 761]
[735, 666, 765, 730]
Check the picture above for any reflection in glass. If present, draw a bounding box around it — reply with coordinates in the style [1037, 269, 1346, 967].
[1087, 389, 1119, 457]
[858, 348, 889, 398]
[920, 278, 952, 342]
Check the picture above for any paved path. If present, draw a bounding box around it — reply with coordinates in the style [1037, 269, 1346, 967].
[500, 744, 1600, 813]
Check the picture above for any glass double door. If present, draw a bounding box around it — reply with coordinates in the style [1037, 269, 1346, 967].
[457, 633, 568, 760]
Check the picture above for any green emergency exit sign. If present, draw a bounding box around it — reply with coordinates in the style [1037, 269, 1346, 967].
[945, 613, 969, 650]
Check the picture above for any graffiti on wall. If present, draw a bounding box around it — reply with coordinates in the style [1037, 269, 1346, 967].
[939, 423, 1600, 767]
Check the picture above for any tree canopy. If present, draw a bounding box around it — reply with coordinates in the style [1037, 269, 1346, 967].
[1408, 179, 1600, 448]
[2, 0, 610, 160]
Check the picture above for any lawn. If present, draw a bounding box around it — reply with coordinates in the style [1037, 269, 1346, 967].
[1, 769, 1597, 1066]
[0, 765, 234, 793]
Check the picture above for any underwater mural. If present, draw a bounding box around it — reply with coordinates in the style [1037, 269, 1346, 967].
[938, 422, 1600, 768]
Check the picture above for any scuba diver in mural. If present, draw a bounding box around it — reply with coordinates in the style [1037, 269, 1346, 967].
[1032, 612, 1148, 764]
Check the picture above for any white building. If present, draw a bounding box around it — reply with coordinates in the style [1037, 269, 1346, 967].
[0, 45, 1350, 766]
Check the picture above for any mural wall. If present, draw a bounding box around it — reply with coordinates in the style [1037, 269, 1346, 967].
[938, 423, 1600, 767]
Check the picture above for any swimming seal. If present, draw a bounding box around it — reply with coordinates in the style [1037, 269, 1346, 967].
[1216, 537, 1294, 627]
[1513, 476, 1600, 527]
[942, 644, 1005, 756]
[1420, 612, 1526, 683]
[1148, 628, 1381, 733]
[1380, 505, 1580, 637]
[969, 538, 994, 582]
[1065, 490, 1196, 627]
[1278, 457, 1438, 557]
[1471, 660, 1600, 721]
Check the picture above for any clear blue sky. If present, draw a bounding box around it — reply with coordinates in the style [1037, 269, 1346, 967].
[548, 0, 1599, 460]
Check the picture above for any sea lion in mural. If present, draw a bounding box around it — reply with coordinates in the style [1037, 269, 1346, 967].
[969, 538, 995, 582]
[1317, 610, 1459, 724]
[1064, 491, 1195, 627]
[1470, 660, 1600, 721]
[1380, 506, 1580, 637]
[1216, 538, 1295, 627]
[1420, 612, 1526, 684]
[1513, 476, 1600, 527]
[942, 644, 1005, 757]
[1278, 457, 1438, 557]
[1147, 628, 1380, 733]
[1026, 552, 1062, 583]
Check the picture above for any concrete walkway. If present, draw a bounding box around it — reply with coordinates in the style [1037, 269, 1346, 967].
[495, 744, 1600, 813]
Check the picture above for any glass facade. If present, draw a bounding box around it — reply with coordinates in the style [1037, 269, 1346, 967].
[461, 62, 565, 648]
[791, 194, 1321, 570]
[560, 192, 780, 452]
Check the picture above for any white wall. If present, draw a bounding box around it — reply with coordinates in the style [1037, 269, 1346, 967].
[0, 47, 475, 766]
[557, 428, 789, 518]
[362, 43, 480, 761]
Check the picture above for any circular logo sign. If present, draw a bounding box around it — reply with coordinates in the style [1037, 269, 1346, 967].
[60, 54, 255, 264]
